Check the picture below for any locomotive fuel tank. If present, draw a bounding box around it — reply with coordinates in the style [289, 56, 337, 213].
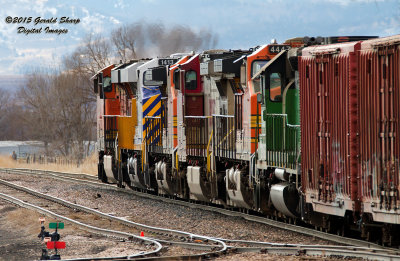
[103, 155, 117, 183]
[127, 156, 146, 189]
[155, 160, 174, 195]
[187, 166, 212, 201]
[226, 167, 253, 208]
[270, 182, 299, 218]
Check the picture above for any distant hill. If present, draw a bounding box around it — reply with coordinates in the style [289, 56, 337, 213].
[0, 75, 26, 92]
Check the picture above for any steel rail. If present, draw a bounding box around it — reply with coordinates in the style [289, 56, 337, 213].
[0, 190, 222, 261]
[1, 168, 399, 259]
[0, 168, 390, 249]
[0, 192, 162, 260]
[216, 238, 399, 255]
[0, 176, 227, 259]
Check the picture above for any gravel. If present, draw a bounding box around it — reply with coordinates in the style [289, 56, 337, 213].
[0, 201, 148, 261]
[0, 172, 340, 260]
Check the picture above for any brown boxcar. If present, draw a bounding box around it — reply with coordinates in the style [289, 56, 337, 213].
[299, 41, 361, 217]
[300, 35, 400, 225]
[359, 35, 400, 224]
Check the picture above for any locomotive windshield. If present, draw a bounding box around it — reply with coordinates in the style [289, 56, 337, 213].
[174, 70, 180, 90]
[252, 60, 268, 77]
[143, 70, 163, 86]
[252, 60, 268, 92]
[185, 70, 197, 90]
[269, 73, 282, 101]
[103, 76, 112, 92]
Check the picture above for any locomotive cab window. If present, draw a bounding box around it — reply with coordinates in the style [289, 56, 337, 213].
[269, 73, 282, 102]
[253, 75, 262, 93]
[144, 70, 162, 86]
[103, 76, 112, 92]
[174, 70, 180, 90]
[252, 60, 268, 77]
[252, 60, 268, 92]
[185, 70, 197, 90]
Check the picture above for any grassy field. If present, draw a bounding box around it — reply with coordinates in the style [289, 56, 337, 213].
[0, 153, 97, 176]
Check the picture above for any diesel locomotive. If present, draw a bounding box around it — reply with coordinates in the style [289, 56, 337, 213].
[93, 34, 400, 245]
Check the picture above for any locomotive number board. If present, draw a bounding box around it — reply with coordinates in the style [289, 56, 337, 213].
[268, 45, 291, 54]
[158, 59, 178, 66]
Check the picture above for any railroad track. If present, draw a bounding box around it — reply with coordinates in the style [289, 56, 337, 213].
[0, 175, 227, 260]
[1, 168, 400, 260]
[0, 168, 383, 248]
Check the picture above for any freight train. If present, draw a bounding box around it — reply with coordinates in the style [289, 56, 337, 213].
[93, 34, 400, 245]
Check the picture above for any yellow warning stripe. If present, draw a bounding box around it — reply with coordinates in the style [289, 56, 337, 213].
[143, 95, 158, 112]
[148, 102, 161, 117]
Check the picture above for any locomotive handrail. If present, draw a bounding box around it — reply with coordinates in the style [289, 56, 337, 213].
[264, 113, 300, 169]
[206, 130, 213, 175]
[185, 116, 211, 157]
[211, 114, 235, 118]
[184, 115, 212, 118]
[217, 126, 235, 147]
[212, 115, 236, 159]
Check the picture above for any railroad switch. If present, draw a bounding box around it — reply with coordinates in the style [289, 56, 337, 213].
[40, 249, 49, 260]
[38, 218, 66, 260]
[38, 225, 50, 240]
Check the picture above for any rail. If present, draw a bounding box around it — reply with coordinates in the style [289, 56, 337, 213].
[0, 188, 162, 260]
[3, 167, 400, 259]
[0, 172, 228, 260]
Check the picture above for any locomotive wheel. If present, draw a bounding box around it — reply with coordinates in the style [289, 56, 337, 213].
[98, 163, 108, 183]
[117, 163, 124, 188]
[336, 225, 344, 237]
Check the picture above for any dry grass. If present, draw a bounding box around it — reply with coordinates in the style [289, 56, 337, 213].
[0, 153, 97, 176]
[5, 207, 41, 234]
[3, 205, 87, 236]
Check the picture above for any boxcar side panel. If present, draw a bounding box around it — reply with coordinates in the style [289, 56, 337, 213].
[300, 42, 361, 216]
[360, 36, 400, 224]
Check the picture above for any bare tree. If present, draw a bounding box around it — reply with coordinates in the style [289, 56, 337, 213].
[49, 72, 95, 159]
[0, 89, 10, 122]
[111, 22, 219, 59]
[64, 33, 113, 106]
[64, 33, 113, 76]
[19, 69, 56, 155]
[62, 33, 110, 159]
[18, 68, 95, 160]
[111, 23, 145, 62]
[14, 22, 219, 160]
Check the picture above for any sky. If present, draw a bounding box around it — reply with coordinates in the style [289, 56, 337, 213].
[0, 0, 398, 89]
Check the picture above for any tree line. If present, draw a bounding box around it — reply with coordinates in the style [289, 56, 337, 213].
[0, 22, 218, 160]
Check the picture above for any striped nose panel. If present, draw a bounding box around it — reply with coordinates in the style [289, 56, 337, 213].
[142, 94, 161, 140]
